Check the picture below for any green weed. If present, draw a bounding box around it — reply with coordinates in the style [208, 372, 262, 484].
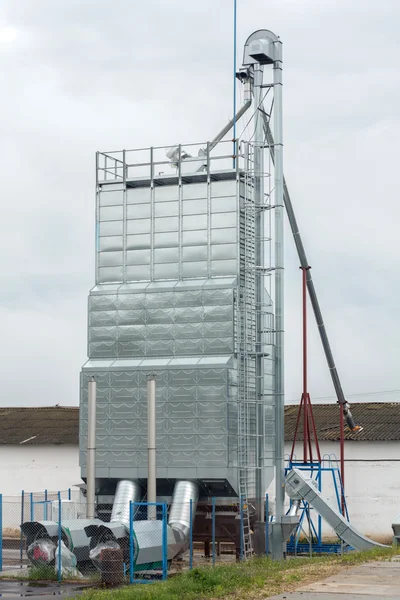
[79, 546, 397, 600]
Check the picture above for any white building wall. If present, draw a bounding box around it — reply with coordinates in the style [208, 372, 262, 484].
[0, 445, 80, 497]
[281, 440, 400, 542]
[0, 444, 81, 529]
[0, 440, 398, 542]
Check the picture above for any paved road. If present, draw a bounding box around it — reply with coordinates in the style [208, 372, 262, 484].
[269, 561, 400, 599]
[0, 581, 95, 599]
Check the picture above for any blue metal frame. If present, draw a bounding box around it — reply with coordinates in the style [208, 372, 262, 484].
[129, 501, 168, 584]
[129, 501, 134, 584]
[286, 458, 349, 554]
[189, 499, 193, 570]
[57, 494, 62, 581]
[212, 497, 216, 566]
[20, 490, 24, 565]
[30, 489, 62, 522]
[265, 493, 269, 556]
[232, 0, 237, 167]
[162, 502, 168, 581]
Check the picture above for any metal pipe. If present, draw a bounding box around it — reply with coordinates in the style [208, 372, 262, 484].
[273, 40, 285, 535]
[288, 499, 300, 517]
[147, 374, 157, 520]
[208, 97, 252, 153]
[261, 115, 348, 405]
[253, 63, 265, 521]
[111, 480, 142, 529]
[340, 406, 345, 516]
[87, 377, 97, 519]
[261, 110, 354, 496]
[168, 481, 199, 540]
[302, 267, 308, 464]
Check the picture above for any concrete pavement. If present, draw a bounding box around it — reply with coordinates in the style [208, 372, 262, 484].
[269, 560, 400, 599]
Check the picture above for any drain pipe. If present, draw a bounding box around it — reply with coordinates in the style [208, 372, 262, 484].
[147, 374, 157, 520]
[87, 377, 97, 519]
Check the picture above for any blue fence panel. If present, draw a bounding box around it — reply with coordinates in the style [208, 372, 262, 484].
[189, 499, 193, 570]
[20, 490, 24, 564]
[129, 501, 168, 584]
[161, 503, 167, 581]
[57, 495, 62, 581]
[265, 493, 269, 557]
[212, 497, 216, 566]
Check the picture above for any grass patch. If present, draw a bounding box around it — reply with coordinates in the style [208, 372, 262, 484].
[27, 566, 58, 581]
[80, 546, 397, 600]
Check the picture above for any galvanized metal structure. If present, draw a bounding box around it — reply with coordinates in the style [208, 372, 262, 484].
[79, 29, 285, 558]
[286, 469, 388, 551]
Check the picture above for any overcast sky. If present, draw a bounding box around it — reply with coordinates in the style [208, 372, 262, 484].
[0, 0, 399, 407]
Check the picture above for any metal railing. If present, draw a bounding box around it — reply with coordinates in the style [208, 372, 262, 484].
[96, 139, 267, 184]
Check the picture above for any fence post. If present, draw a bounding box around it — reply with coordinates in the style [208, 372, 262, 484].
[20, 490, 25, 565]
[30, 492, 33, 522]
[239, 496, 244, 560]
[129, 501, 133, 584]
[265, 493, 269, 557]
[57, 494, 62, 582]
[68, 488, 71, 501]
[212, 497, 216, 566]
[162, 502, 168, 580]
[189, 499, 193, 570]
[44, 490, 48, 520]
[0, 494, 3, 572]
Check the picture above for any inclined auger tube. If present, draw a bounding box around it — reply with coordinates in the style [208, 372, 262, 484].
[286, 469, 388, 551]
[261, 112, 361, 433]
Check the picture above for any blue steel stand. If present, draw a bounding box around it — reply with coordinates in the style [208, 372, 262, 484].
[286, 458, 349, 554]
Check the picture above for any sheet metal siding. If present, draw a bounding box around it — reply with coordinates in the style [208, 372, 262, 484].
[80, 366, 233, 471]
[96, 180, 239, 284]
[88, 287, 234, 359]
[81, 174, 275, 496]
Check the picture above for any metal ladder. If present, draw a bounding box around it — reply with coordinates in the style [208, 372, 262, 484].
[236, 168, 255, 559]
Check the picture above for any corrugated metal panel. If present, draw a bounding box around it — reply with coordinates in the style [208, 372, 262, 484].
[81, 171, 275, 497]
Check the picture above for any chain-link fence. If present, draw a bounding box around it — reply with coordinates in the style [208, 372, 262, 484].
[0, 492, 273, 582]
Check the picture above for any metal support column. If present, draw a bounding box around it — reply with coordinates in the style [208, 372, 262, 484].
[272, 39, 285, 559]
[253, 63, 265, 521]
[147, 374, 157, 520]
[87, 377, 97, 519]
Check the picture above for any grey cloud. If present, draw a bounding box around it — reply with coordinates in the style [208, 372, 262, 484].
[0, 0, 399, 406]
